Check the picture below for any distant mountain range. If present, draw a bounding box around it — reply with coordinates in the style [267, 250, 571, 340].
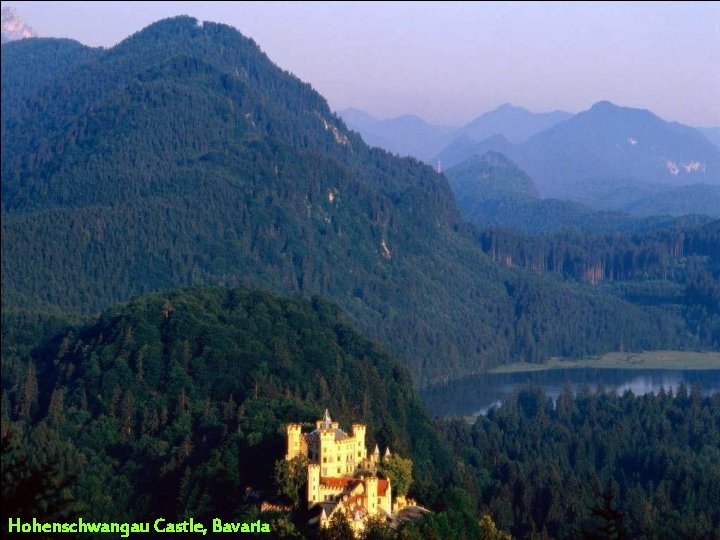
[456, 103, 572, 145]
[339, 103, 572, 162]
[444, 151, 718, 234]
[431, 102, 720, 216]
[506, 101, 718, 193]
[342, 103, 720, 217]
[1, 6, 37, 44]
[339, 111, 457, 162]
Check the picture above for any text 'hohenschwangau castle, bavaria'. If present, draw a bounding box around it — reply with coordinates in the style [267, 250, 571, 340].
[285, 410, 425, 534]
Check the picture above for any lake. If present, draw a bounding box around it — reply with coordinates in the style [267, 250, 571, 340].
[420, 368, 720, 418]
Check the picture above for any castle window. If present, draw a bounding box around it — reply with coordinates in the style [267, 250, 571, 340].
[323, 457, 326, 463]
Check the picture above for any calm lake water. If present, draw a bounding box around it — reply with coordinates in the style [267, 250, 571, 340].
[420, 368, 720, 418]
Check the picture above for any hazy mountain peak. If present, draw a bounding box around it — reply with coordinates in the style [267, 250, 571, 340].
[510, 101, 720, 202]
[590, 99, 617, 110]
[493, 103, 534, 114]
[1, 6, 37, 44]
[391, 113, 428, 124]
[584, 101, 659, 123]
[446, 151, 539, 200]
[458, 104, 573, 145]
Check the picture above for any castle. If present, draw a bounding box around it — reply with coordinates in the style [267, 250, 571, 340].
[285, 410, 403, 533]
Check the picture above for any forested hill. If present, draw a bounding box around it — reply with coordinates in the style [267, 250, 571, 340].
[0, 16, 695, 383]
[477, 219, 720, 347]
[0, 287, 453, 528]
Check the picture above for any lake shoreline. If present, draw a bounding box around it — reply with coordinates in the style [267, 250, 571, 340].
[421, 365, 720, 418]
[489, 351, 720, 374]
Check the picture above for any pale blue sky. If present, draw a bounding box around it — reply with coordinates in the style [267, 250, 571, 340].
[4, 1, 719, 126]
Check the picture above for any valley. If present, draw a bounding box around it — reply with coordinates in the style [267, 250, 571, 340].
[2, 5, 719, 539]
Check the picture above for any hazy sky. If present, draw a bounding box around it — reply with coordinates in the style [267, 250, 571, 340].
[5, 1, 719, 126]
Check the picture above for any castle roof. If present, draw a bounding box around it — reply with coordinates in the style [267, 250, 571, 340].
[377, 478, 389, 496]
[318, 476, 387, 496]
[307, 427, 349, 442]
[305, 408, 350, 440]
[320, 477, 359, 490]
[343, 494, 368, 518]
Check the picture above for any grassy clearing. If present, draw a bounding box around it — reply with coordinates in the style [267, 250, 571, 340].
[490, 351, 720, 373]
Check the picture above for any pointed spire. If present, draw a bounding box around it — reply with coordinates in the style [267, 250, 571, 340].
[373, 444, 380, 454]
[384, 446, 391, 457]
[323, 408, 332, 428]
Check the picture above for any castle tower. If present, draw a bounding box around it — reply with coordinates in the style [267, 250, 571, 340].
[286, 423, 302, 460]
[320, 429, 336, 476]
[352, 423, 366, 463]
[308, 463, 321, 508]
[366, 475, 378, 514]
[382, 478, 392, 514]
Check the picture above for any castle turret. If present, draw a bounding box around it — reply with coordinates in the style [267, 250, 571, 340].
[352, 423, 366, 462]
[286, 423, 302, 460]
[371, 443, 380, 465]
[320, 429, 336, 475]
[308, 463, 321, 508]
[366, 476, 378, 514]
[382, 477, 392, 514]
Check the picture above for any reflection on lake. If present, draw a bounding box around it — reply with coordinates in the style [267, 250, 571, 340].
[420, 369, 720, 418]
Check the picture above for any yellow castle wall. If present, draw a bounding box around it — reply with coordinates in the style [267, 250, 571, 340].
[290, 415, 393, 529]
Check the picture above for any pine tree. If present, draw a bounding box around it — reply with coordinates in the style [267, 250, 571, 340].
[18, 362, 39, 419]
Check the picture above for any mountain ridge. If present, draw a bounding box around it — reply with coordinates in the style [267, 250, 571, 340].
[1, 16, 695, 384]
[340, 103, 573, 162]
[457, 103, 572, 144]
[435, 101, 720, 216]
[443, 151, 707, 234]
